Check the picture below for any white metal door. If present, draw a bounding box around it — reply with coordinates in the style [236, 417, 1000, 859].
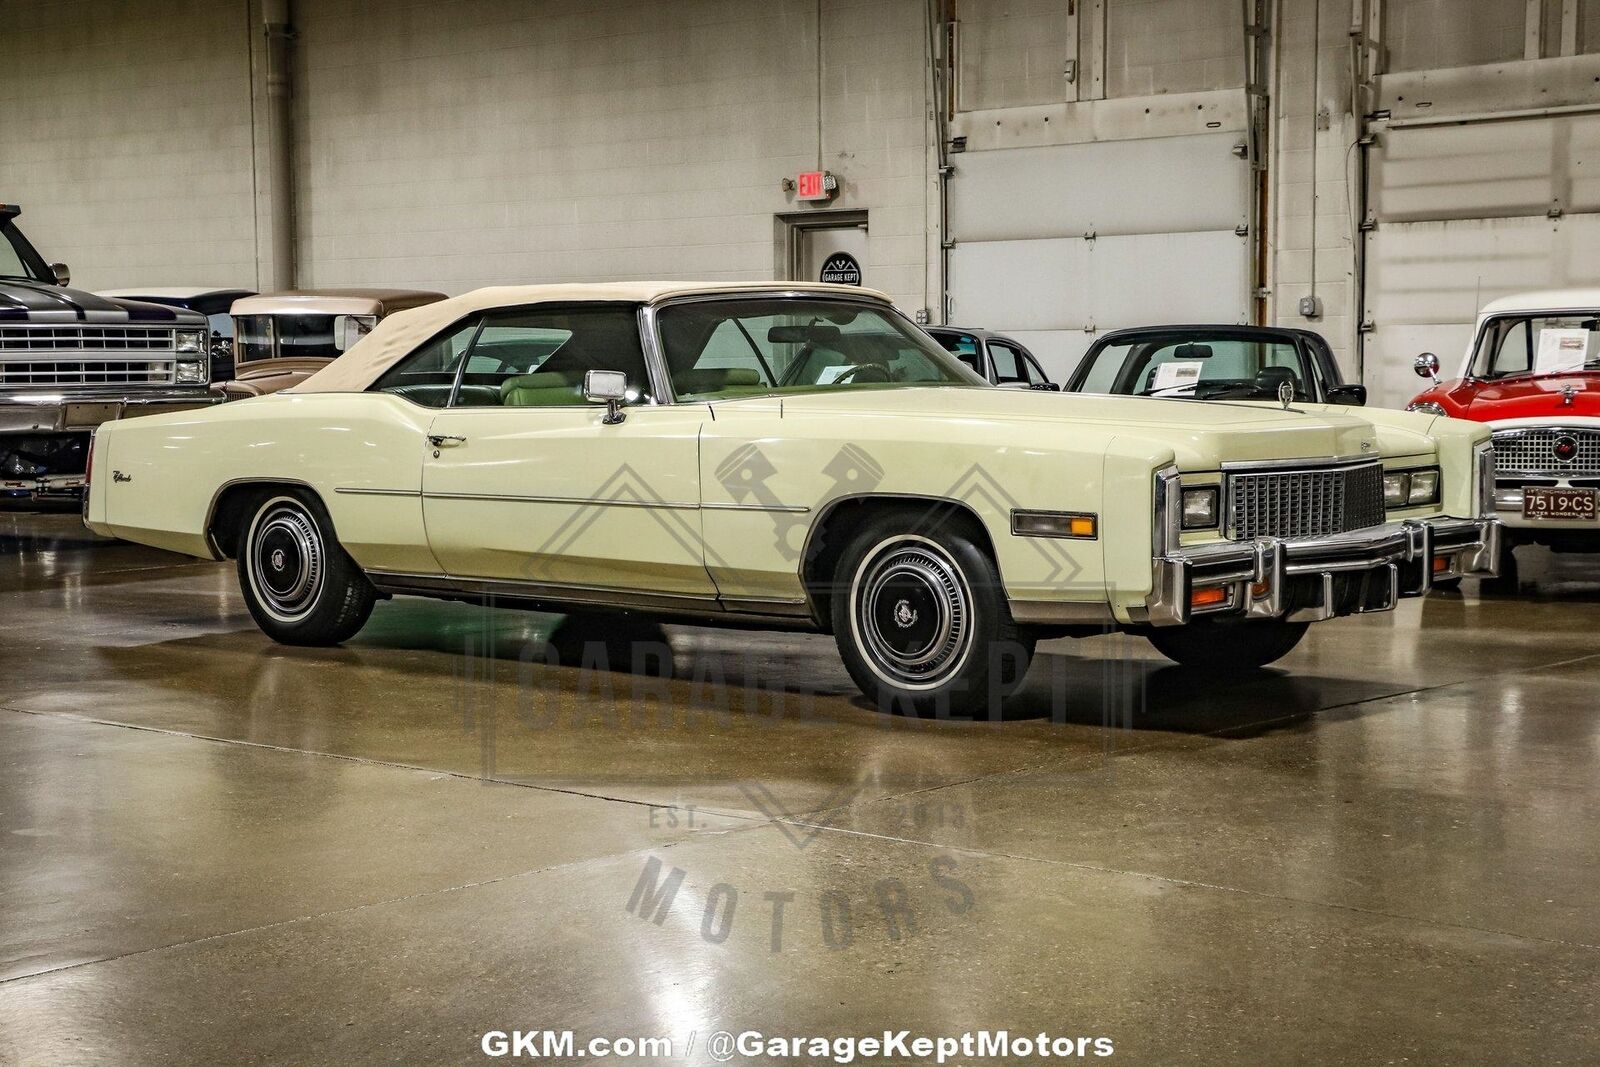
[799, 225, 869, 287]
[945, 132, 1252, 381]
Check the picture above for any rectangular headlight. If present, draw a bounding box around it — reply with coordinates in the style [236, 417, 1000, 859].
[1383, 472, 1410, 508]
[1180, 486, 1219, 530]
[174, 362, 206, 383]
[1386, 467, 1441, 509]
[175, 329, 204, 354]
[1407, 468, 1440, 505]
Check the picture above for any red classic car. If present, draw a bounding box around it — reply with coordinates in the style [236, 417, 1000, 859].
[1408, 289, 1600, 584]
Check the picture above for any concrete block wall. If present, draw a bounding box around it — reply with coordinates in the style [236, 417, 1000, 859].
[956, 0, 1075, 110]
[0, 0, 258, 289]
[1105, 0, 1243, 97]
[291, 0, 936, 312]
[1386, 0, 1525, 71]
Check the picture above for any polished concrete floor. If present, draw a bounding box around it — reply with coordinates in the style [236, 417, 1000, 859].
[1, 508, 1598, 1065]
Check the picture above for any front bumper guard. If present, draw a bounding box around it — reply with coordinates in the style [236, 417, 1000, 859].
[1144, 516, 1502, 627]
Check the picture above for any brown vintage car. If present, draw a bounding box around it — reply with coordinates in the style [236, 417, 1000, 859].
[216, 288, 446, 399]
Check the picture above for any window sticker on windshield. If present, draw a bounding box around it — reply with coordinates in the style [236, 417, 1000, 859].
[1535, 328, 1591, 374]
[1151, 360, 1205, 390]
[817, 365, 856, 384]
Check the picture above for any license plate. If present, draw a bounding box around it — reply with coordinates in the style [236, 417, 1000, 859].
[62, 401, 121, 429]
[1523, 486, 1599, 521]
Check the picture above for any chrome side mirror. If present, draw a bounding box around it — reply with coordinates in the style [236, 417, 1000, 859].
[50, 262, 70, 287]
[584, 369, 629, 425]
[1413, 352, 1440, 384]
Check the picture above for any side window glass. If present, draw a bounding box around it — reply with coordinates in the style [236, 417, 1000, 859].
[370, 320, 482, 408]
[990, 342, 1025, 383]
[460, 305, 653, 408]
[672, 319, 777, 389]
[932, 332, 984, 376]
[1022, 352, 1047, 384]
[1492, 320, 1532, 376]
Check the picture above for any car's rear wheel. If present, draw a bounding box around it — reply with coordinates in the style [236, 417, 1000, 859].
[1146, 619, 1308, 671]
[830, 512, 1033, 717]
[237, 491, 375, 645]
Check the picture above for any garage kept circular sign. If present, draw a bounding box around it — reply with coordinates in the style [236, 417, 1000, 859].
[819, 252, 862, 286]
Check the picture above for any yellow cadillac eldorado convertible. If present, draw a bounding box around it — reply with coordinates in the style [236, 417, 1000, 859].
[84, 282, 1501, 714]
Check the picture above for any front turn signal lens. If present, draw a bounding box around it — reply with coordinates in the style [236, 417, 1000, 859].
[1190, 586, 1228, 609]
[1011, 510, 1098, 539]
[1433, 555, 1449, 573]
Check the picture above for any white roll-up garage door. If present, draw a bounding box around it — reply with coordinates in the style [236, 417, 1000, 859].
[945, 132, 1252, 380]
[1363, 113, 1600, 407]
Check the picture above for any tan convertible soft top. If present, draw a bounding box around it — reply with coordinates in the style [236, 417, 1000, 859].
[291, 280, 892, 393]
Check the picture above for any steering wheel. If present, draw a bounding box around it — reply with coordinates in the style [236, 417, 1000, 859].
[831, 363, 891, 384]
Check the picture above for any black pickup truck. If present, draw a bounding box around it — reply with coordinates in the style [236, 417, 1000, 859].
[0, 204, 216, 498]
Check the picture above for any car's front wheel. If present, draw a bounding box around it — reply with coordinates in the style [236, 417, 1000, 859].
[237, 491, 376, 645]
[1146, 619, 1308, 670]
[831, 512, 1034, 717]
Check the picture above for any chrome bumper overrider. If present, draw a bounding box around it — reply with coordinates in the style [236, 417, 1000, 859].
[1142, 517, 1503, 627]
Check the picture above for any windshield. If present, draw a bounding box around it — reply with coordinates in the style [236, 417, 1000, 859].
[0, 221, 48, 282]
[1471, 314, 1600, 378]
[657, 299, 985, 400]
[1073, 333, 1313, 401]
[234, 314, 343, 363]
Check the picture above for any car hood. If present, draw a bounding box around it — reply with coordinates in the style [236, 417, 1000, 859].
[755, 387, 1391, 470]
[1455, 372, 1600, 421]
[0, 278, 204, 324]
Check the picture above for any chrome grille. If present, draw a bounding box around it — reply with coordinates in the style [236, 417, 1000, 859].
[0, 325, 178, 387]
[1492, 427, 1600, 476]
[1226, 462, 1385, 541]
[0, 325, 176, 352]
[0, 359, 177, 386]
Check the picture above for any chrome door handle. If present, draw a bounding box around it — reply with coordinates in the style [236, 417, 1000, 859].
[428, 435, 466, 448]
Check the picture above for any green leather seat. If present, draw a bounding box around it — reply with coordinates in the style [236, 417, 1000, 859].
[499, 370, 587, 407]
[673, 368, 762, 395]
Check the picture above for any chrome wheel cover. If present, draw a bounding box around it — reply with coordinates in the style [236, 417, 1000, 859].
[849, 535, 973, 690]
[247, 498, 325, 623]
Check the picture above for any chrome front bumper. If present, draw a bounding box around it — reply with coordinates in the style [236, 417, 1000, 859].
[0, 389, 219, 434]
[1143, 517, 1502, 627]
[0, 390, 217, 497]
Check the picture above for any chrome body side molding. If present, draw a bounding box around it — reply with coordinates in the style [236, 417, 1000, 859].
[365, 570, 816, 628]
